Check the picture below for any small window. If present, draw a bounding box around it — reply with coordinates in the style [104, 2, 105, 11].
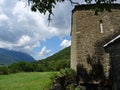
[100, 20, 103, 33]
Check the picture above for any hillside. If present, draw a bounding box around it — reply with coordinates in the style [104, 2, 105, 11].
[0, 47, 70, 73]
[36, 46, 70, 71]
[0, 48, 35, 65]
[41, 46, 70, 61]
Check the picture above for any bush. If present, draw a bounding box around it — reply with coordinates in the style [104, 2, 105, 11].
[0, 66, 9, 75]
[50, 68, 77, 90]
[59, 68, 76, 80]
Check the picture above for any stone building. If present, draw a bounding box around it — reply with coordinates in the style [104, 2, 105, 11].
[71, 4, 120, 89]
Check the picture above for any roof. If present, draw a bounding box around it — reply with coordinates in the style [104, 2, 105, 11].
[103, 35, 120, 47]
[72, 3, 120, 13]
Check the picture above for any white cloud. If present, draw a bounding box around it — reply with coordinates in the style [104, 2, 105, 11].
[0, 14, 8, 27]
[60, 39, 71, 49]
[0, 0, 72, 59]
[0, 41, 14, 49]
[0, 34, 40, 53]
[0, 14, 8, 21]
[0, 0, 4, 5]
[38, 46, 51, 59]
[18, 35, 31, 46]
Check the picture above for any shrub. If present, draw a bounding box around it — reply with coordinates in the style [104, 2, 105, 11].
[50, 68, 77, 90]
[59, 68, 76, 80]
[0, 66, 9, 75]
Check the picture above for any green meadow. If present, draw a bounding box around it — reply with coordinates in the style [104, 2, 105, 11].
[0, 72, 56, 90]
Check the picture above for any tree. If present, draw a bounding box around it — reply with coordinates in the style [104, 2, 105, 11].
[25, 0, 117, 20]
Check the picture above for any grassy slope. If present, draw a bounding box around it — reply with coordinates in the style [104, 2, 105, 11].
[38, 46, 70, 62]
[36, 46, 71, 71]
[0, 72, 56, 90]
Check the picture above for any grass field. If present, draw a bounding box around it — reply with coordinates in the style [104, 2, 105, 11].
[0, 72, 56, 90]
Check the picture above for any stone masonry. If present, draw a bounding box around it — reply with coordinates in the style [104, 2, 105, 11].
[71, 4, 120, 85]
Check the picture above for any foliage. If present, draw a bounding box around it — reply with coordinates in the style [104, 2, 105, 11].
[8, 62, 38, 73]
[60, 68, 74, 76]
[30, 0, 65, 20]
[37, 46, 70, 71]
[0, 47, 70, 74]
[25, 0, 117, 19]
[49, 71, 60, 81]
[37, 59, 70, 72]
[50, 68, 77, 90]
[59, 68, 76, 82]
[0, 66, 9, 75]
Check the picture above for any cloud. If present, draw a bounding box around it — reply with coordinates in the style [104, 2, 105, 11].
[0, 0, 73, 59]
[60, 39, 71, 49]
[0, 14, 8, 22]
[18, 35, 31, 46]
[38, 46, 51, 59]
[0, 0, 4, 5]
[1, 0, 119, 59]
[50, 1, 72, 36]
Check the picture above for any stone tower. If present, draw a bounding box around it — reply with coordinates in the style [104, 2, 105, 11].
[71, 4, 120, 89]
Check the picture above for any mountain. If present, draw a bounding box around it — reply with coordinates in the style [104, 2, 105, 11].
[0, 48, 35, 65]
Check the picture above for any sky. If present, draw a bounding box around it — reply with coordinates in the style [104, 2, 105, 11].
[0, 0, 120, 60]
[0, 0, 75, 60]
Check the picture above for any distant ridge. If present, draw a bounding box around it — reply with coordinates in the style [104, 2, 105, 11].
[40, 46, 70, 61]
[0, 48, 35, 65]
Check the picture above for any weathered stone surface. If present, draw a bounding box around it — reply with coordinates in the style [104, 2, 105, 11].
[71, 4, 120, 90]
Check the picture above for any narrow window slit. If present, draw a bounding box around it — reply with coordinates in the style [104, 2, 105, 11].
[100, 20, 103, 33]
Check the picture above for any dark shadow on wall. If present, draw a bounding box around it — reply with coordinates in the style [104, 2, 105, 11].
[77, 55, 105, 82]
[77, 54, 112, 90]
[75, 29, 120, 90]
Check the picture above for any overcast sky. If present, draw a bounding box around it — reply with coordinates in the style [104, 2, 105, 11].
[0, 0, 120, 60]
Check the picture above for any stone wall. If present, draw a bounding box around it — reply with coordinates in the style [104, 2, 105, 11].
[71, 4, 120, 82]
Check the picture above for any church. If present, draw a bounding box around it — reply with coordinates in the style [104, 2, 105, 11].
[71, 4, 120, 90]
